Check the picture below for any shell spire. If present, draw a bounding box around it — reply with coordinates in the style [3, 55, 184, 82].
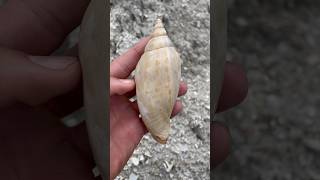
[151, 18, 167, 37]
[145, 18, 174, 52]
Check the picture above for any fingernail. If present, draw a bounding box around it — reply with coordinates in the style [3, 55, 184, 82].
[29, 56, 78, 70]
[119, 79, 134, 84]
[180, 81, 187, 87]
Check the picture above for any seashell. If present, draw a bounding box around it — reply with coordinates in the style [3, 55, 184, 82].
[135, 18, 182, 144]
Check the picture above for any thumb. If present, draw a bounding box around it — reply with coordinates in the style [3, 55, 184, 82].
[110, 77, 135, 96]
[0, 47, 81, 107]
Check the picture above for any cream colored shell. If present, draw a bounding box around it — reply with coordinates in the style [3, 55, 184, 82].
[135, 18, 182, 144]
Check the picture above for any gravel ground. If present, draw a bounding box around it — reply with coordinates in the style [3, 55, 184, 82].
[214, 1, 320, 180]
[110, 0, 210, 179]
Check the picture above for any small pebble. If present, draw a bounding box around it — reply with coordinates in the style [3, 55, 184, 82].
[163, 160, 174, 172]
[131, 157, 140, 166]
[129, 173, 139, 180]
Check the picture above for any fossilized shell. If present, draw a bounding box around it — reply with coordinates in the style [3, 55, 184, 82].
[135, 18, 182, 144]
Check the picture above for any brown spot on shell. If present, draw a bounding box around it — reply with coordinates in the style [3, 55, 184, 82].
[156, 59, 160, 66]
[153, 135, 167, 144]
[155, 88, 160, 94]
[164, 66, 169, 74]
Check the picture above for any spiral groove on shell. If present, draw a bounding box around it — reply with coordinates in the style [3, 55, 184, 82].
[135, 18, 182, 144]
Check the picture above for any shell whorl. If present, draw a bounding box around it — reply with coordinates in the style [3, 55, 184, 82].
[151, 18, 167, 37]
[144, 18, 174, 52]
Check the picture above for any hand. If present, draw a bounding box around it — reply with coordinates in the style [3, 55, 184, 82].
[0, 0, 90, 108]
[0, 0, 99, 180]
[109, 37, 188, 179]
[109, 37, 248, 178]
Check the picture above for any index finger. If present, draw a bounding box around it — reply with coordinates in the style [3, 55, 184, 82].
[110, 36, 150, 78]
